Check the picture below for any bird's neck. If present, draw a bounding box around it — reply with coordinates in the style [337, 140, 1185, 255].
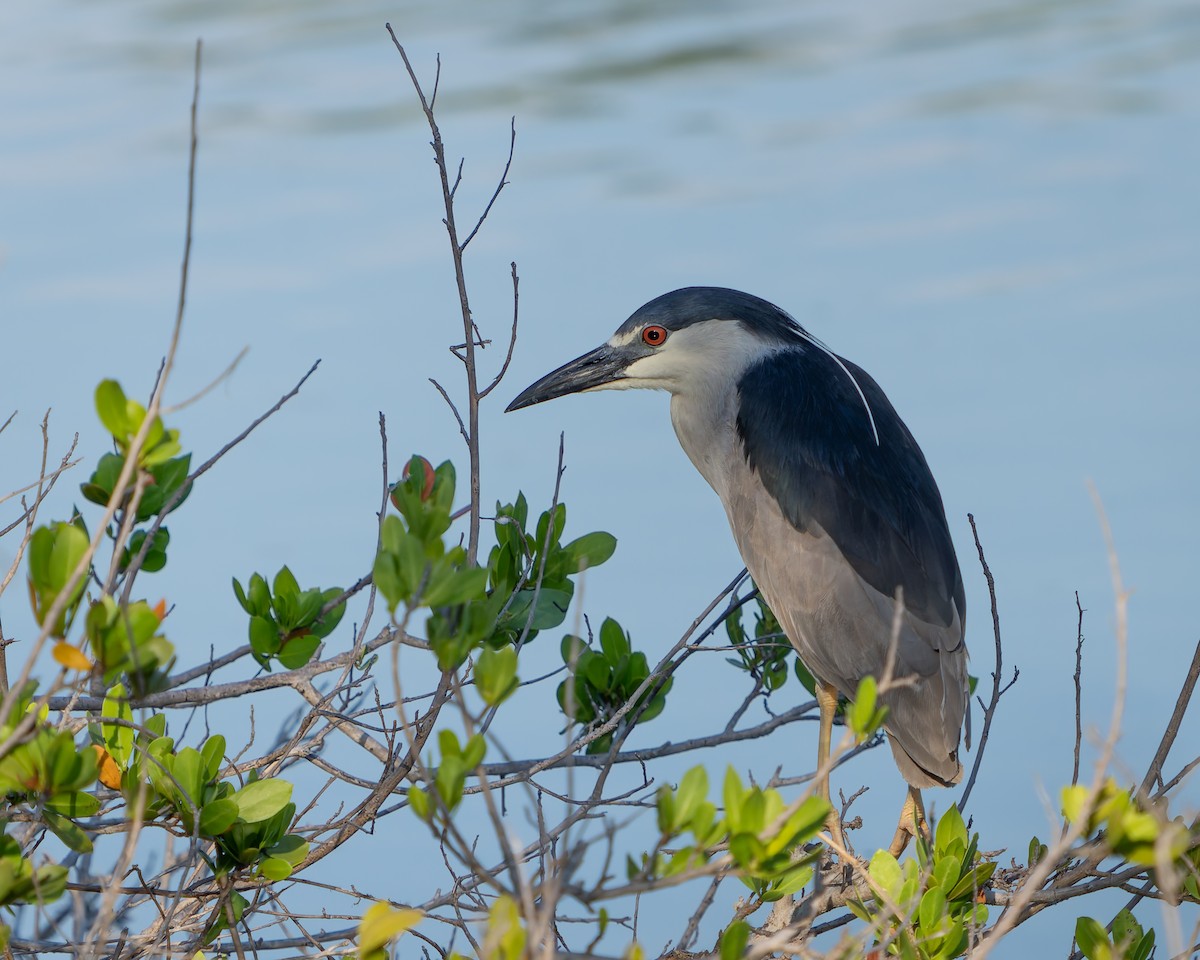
[668, 381, 742, 501]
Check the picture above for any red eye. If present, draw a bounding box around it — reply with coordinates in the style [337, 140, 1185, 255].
[642, 325, 668, 347]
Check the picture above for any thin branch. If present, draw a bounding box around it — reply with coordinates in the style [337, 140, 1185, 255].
[1140, 637, 1200, 796]
[1072, 591, 1085, 787]
[471, 701, 817, 780]
[958, 513, 1017, 811]
[429, 378, 470, 445]
[459, 117, 516, 253]
[386, 26, 483, 563]
[478, 262, 520, 399]
[162, 345, 249, 414]
[969, 486, 1132, 957]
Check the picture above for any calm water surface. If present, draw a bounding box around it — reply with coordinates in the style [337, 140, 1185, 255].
[2, 0, 1198, 953]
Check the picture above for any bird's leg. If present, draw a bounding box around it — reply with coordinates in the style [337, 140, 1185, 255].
[816, 680, 847, 854]
[888, 786, 928, 856]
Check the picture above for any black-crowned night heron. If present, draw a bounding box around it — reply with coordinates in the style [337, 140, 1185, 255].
[506, 287, 967, 856]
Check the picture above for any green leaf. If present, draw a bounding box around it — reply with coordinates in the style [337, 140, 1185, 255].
[674, 767, 708, 832]
[46, 524, 90, 592]
[561, 531, 617, 572]
[80, 453, 125, 506]
[638, 691, 668, 724]
[947, 861, 996, 901]
[200, 735, 226, 782]
[656, 787, 676, 835]
[372, 553, 405, 612]
[272, 566, 300, 600]
[847, 675, 886, 741]
[248, 574, 271, 615]
[232, 578, 251, 615]
[719, 920, 750, 960]
[1111, 909, 1142, 952]
[461, 734, 486, 771]
[1075, 917, 1113, 960]
[1062, 785, 1091, 825]
[249, 616, 280, 664]
[359, 903, 423, 954]
[231, 778, 293, 824]
[868, 850, 903, 899]
[475, 645, 518, 706]
[44, 791, 101, 818]
[102, 683, 134, 767]
[408, 786, 431, 821]
[918, 886, 946, 933]
[422, 567, 488, 608]
[523, 586, 573, 630]
[729, 832, 765, 869]
[258, 857, 293, 881]
[152, 454, 191, 498]
[266, 834, 309, 867]
[312, 588, 346, 638]
[764, 863, 813, 900]
[599, 618, 630, 663]
[934, 804, 968, 864]
[277, 633, 321, 670]
[202, 891, 248, 946]
[199, 798, 239, 836]
[723, 768, 744, 832]
[95, 380, 130, 437]
[438, 729, 461, 758]
[136, 456, 191, 519]
[28, 523, 90, 636]
[43, 810, 93, 853]
[1131, 929, 1156, 960]
[169, 748, 204, 812]
[741, 789, 766, 835]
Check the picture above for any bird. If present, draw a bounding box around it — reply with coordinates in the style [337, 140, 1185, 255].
[506, 286, 967, 856]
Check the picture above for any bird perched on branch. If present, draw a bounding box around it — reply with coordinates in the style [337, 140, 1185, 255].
[507, 286, 967, 855]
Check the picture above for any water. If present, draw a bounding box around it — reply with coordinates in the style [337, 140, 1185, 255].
[2, 0, 1198, 954]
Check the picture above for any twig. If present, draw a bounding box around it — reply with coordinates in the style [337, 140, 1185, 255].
[1140, 638, 1200, 796]
[478, 262, 520, 399]
[162, 345, 249, 414]
[1072, 591, 1085, 787]
[429, 378, 470, 445]
[386, 26, 487, 564]
[969, 486, 1131, 957]
[459, 117, 516, 253]
[958, 513, 1017, 811]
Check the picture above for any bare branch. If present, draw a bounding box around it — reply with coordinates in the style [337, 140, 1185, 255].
[459, 117, 517, 254]
[957, 513, 1017, 811]
[1072, 591, 1085, 787]
[478, 262, 521, 399]
[162, 345, 250, 414]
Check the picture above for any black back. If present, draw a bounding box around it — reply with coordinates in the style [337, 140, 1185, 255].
[735, 344, 965, 629]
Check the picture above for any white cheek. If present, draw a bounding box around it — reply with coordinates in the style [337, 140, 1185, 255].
[624, 351, 676, 386]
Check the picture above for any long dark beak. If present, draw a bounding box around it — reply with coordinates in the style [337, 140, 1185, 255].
[506, 344, 630, 412]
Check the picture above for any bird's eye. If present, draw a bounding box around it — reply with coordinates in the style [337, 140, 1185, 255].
[641, 325, 668, 347]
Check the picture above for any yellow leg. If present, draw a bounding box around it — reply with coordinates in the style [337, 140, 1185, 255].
[816, 680, 847, 853]
[888, 786, 927, 856]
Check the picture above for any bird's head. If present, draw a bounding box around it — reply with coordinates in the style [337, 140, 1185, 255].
[505, 287, 807, 411]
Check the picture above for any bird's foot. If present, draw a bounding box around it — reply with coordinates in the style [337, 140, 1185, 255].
[887, 788, 928, 857]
